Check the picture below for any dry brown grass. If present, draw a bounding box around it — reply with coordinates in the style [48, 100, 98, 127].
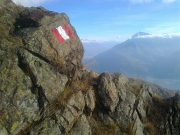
[148, 95, 169, 124]
[126, 122, 157, 135]
[16, 76, 90, 135]
[126, 121, 135, 135]
[144, 123, 157, 134]
[131, 83, 141, 97]
[89, 117, 119, 135]
[0, 24, 24, 46]
[56, 84, 80, 107]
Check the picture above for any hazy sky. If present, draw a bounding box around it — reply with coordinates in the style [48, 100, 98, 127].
[12, 0, 180, 41]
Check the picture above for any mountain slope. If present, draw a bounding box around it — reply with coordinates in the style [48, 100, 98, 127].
[85, 35, 180, 90]
[82, 40, 120, 61]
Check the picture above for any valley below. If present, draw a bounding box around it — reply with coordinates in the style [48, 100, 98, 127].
[84, 33, 180, 90]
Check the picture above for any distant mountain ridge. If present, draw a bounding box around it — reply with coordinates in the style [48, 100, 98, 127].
[85, 32, 180, 90]
[82, 39, 120, 61]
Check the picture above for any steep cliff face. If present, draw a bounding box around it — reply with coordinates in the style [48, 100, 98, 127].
[0, 0, 180, 135]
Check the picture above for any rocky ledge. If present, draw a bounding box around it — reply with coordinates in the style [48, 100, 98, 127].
[0, 0, 180, 135]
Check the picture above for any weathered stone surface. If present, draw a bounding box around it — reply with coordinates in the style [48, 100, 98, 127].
[70, 114, 92, 135]
[56, 91, 85, 133]
[0, 0, 83, 134]
[0, 43, 39, 134]
[17, 48, 68, 102]
[131, 112, 144, 135]
[97, 72, 119, 112]
[0, 122, 9, 135]
[14, 7, 84, 78]
[135, 85, 153, 120]
[84, 87, 95, 114]
[30, 118, 62, 135]
[157, 93, 180, 135]
[112, 73, 129, 101]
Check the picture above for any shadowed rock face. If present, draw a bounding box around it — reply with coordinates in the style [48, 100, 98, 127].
[0, 1, 180, 135]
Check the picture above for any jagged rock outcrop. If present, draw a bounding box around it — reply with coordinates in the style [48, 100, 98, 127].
[0, 0, 180, 135]
[97, 73, 119, 112]
[93, 73, 180, 135]
[0, 0, 84, 134]
[154, 93, 180, 135]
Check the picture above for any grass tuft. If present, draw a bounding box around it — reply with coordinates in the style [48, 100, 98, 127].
[89, 117, 119, 135]
[131, 83, 141, 97]
[144, 123, 156, 134]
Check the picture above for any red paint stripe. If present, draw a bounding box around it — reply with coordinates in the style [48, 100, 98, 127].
[51, 28, 64, 44]
[62, 24, 74, 38]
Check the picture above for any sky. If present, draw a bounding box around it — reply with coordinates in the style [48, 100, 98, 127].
[12, 0, 180, 42]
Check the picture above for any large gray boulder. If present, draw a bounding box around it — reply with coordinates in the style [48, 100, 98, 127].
[97, 72, 119, 112]
[0, 0, 84, 134]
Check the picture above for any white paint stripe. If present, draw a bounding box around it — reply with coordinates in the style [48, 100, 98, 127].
[56, 26, 70, 40]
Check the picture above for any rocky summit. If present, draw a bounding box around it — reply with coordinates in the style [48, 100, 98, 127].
[0, 0, 180, 135]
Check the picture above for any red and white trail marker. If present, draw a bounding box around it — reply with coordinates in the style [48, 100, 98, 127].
[51, 24, 74, 44]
